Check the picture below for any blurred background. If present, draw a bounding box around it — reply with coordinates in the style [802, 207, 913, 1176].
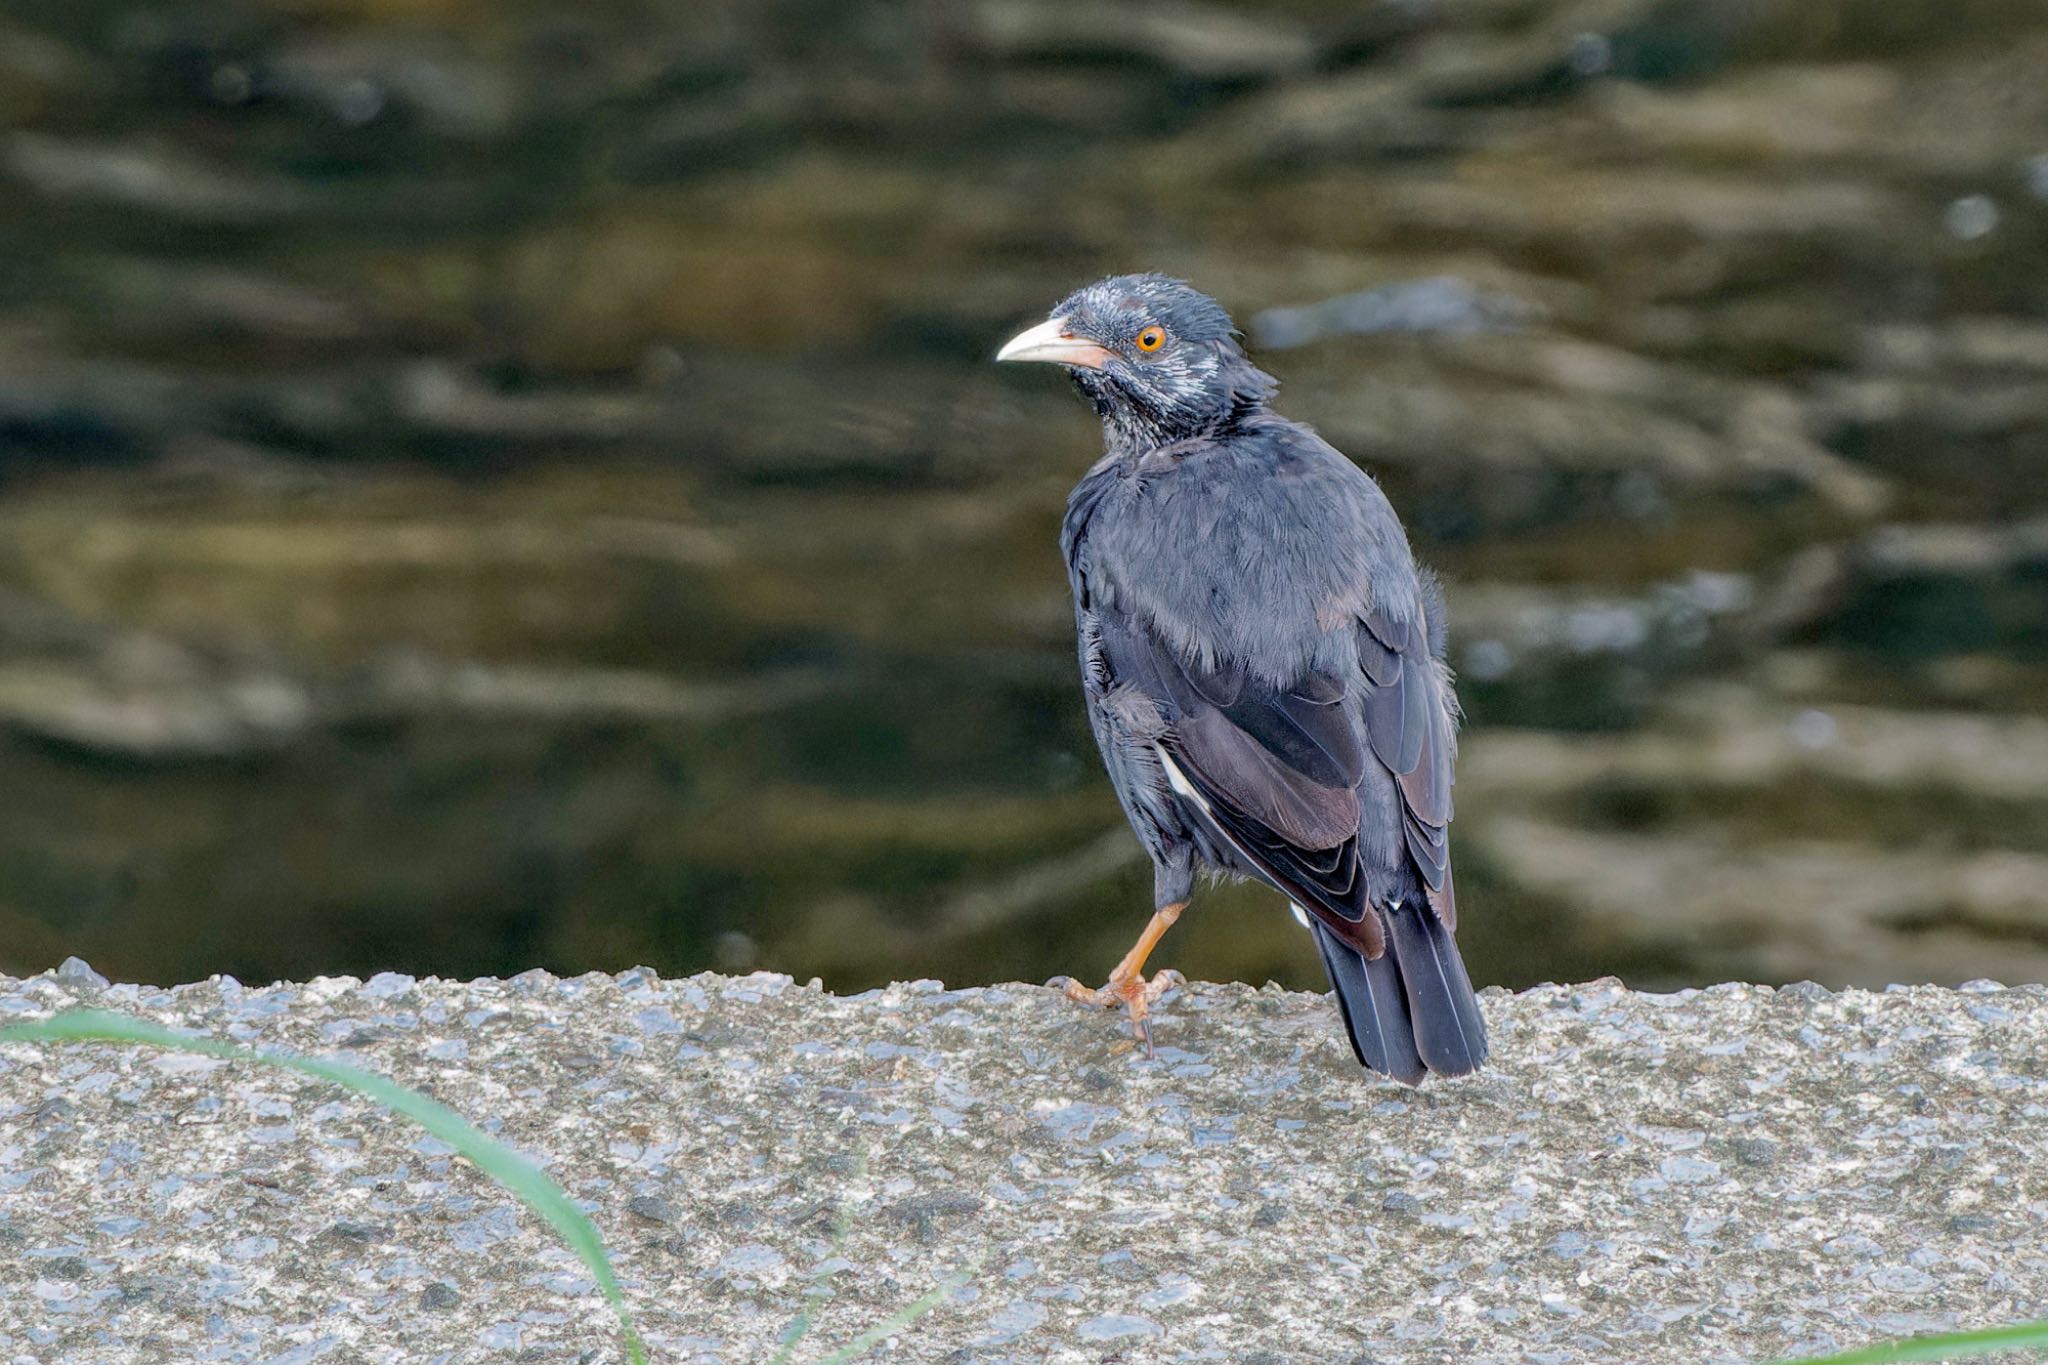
[1, 0, 2045, 994]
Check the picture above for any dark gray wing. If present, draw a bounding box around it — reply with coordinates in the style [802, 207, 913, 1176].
[1095, 583, 1463, 948]
[1360, 602, 1458, 928]
[1355, 594, 1484, 1077]
[1094, 601, 1385, 955]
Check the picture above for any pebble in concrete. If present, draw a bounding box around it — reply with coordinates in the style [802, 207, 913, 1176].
[2, 966, 2046, 1362]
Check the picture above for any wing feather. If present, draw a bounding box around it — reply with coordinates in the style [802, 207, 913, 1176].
[1095, 587, 1460, 947]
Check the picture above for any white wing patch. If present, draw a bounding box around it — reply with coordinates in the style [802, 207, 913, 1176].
[1156, 745, 1212, 815]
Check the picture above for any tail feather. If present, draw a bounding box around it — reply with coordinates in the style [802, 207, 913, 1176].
[1310, 902, 1487, 1084]
[1310, 918, 1425, 1085]
[1386, 902, 1488, 1076]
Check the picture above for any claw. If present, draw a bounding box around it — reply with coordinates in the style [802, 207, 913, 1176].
[1063, 968, 1180, 1052]
[1059, 901, 1188, 1057]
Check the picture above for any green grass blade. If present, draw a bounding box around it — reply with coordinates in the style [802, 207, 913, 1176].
[769, 1150, 971, 1365]
[808, 1266, 972, 1365]
[1774, 1320, 2048, 1364]
[0, 1007, 647, 1365]
[769, 1168, 860, 1365]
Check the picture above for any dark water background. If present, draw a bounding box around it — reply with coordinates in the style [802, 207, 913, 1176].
[2, 0, 2046, 992]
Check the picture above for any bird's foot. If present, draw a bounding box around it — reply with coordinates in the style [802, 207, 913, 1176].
[1060, 969, 1185, 1056]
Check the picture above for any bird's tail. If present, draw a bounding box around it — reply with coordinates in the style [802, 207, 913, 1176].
[1310, 902, 1488, 1085]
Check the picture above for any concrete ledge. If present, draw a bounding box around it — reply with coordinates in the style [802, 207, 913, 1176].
[2, 967, 2044, 1363]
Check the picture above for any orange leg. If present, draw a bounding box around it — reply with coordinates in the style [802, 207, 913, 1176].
[1063, 902, 1187, 1054]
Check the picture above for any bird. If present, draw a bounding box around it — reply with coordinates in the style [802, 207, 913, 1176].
[995, 273, 1487, 1085]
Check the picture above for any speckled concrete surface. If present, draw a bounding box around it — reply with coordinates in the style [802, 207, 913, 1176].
[3, 964, 2046, 1364]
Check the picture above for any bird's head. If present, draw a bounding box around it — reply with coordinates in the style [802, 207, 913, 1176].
[997, 274, 1277, 450]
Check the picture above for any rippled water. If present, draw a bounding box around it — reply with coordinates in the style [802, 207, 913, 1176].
[2, 0, 2046, 991]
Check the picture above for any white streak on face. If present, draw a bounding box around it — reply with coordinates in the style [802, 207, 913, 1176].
[1290, 903, 1312, 931]
[1156, 746, 1211, 814]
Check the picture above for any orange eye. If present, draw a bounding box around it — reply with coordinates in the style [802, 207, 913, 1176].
[1135, 326, 1166, 353]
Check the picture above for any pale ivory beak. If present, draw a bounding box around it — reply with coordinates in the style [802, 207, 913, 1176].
[995, 316, 1111, 369]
